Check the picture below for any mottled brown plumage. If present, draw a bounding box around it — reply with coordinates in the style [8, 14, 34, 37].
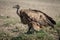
[13, 5, 56, 33]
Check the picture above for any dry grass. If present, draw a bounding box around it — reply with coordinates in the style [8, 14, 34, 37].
[0, 14, 59, 40]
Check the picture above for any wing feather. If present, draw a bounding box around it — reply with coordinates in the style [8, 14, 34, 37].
[31, 9, 56, 25]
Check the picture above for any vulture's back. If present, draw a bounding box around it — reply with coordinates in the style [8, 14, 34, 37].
[21, 9, 46, 21]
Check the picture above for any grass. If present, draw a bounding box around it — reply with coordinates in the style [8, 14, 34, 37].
[0, 15, 9, 19]
[0, 30, 56, 40]
[0, 15, 20, 27]
[0, 31, 11, 40]
[11, 30, 54, 40]
[10, 21, 60, 40]
[55, 21, 60, 40]
[55, 21, 60, 36]
[56, 21, 60, 27]
[1, 17, 20, 27]
[0, 15, 60, 40]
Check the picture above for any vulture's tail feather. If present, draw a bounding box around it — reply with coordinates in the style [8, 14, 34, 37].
[48, 18, 56, 25]
[43, 13, 56, 25]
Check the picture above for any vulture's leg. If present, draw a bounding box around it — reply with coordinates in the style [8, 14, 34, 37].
[26, 23, 33, 34]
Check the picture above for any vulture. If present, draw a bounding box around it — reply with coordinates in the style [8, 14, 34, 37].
[13, 5, 56, 33]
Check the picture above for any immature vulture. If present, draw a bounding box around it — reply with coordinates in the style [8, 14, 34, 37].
[13, 5, 56, 33]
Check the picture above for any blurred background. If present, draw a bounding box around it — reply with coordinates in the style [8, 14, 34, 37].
[0, 0, 60, 40]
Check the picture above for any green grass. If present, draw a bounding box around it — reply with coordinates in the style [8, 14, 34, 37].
[2, 17, 20, 27]
[0, 15, 9, 19]
[11, 30, 54, 40]
[56, 21, 60, 27]
[0, 15, 20, 27]
[0, 31, 11, 40]
[55, 21, 60, 40]
[0, 15, 59, 40]
[0, 29, 57, 40]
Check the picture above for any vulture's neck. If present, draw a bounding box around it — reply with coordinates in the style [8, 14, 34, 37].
[16, 8, 20, 16]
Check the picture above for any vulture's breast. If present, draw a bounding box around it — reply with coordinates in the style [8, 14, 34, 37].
[20, 10, 31, 24]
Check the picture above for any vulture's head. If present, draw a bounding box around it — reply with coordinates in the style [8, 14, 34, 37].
[13, 5, 20, 9]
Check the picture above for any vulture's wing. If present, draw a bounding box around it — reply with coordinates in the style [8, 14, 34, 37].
[31, 9, 56, 25]
[27, 9, 56, 28]
[32, 10, 56, 24]
[39, 11, 56, 25]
